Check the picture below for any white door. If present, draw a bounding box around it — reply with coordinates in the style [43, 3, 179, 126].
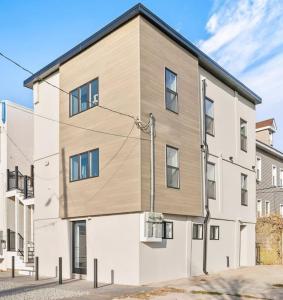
[239, 225, 248, 266]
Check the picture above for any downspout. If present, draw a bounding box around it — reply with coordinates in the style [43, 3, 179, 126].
[149, 113, 155, 212]
[202, 79, 210, 275]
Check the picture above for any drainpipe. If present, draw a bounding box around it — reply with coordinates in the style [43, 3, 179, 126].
[149, 113, 155, 212]
[202, 79, 210, 275]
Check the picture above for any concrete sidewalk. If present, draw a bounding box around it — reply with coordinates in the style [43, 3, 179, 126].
[124, 265, 283, 300]
[0, 266, 282, 299]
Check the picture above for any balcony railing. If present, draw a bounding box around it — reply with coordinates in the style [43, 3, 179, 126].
[7, 165, 34, 199]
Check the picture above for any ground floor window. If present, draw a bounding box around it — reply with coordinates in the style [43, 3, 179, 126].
[210, 225, 219, 240]
[192, 223, 203, 240]
[163, 221, 173, 239]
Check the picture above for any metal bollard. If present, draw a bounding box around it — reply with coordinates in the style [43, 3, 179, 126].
[35, 256, 39, 280]
[59, 257, 62, 284]
[12, 256, 15, 278]
[93, 258, 98, 288]
[111, 269, 114, 284]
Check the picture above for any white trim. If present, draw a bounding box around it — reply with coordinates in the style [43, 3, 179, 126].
[256, 140, 283, 159]
[256, 156, 262, 182]
[280, 168, 283, 188]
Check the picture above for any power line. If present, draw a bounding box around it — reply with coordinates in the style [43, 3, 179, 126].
[0, 51, 136, 120]
[6, 103, 149, 141]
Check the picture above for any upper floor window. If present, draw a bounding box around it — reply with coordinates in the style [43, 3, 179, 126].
[257, 200, 262, 217]
[70, 148, 99, 182]
[241, 173, 248, 206]
[70, 78, 99, 116]
[272, 165, 277, 187]
[192, 223, 203, 240]
[256, 157, 262, 182]
[205, 98, 214, 136]
[240, 119, 247, 152]
[280, 169, 283, 188]
[207, 162, 216, 199]
[165, 68, 178, 113]
[166, 145, 180, 189]
[265, 201, 270, 216]
[210, 225, 219, 240]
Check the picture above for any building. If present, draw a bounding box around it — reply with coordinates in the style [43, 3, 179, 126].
[0, 100, 34, 273]
[24, 4, 261, 284]
[256, 119, 283, 217]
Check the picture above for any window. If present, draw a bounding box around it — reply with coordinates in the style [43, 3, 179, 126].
[207, 162, 216, 199]
[192, 223, 203, 240]
[240, 119, 247, 152]
[280, 204, 283, 217]
[70, 78, 99, 116]
[280, 169, 283, 188]
[256, 157, 262, 182]
[272, 165, 277, 187]
[265, 201, 270, 216]
[241, 174, 248, 206]
[166, 145, 180, 188]
[205, 98, 214, 136]
[70, 149, 99, 182]
[210, 225, 219, 240]
[165, 68, 178, 113]
[163, 221, 173, 239]
[257, 200, 262, 217]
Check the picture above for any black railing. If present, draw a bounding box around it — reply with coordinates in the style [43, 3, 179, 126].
[18, 233, 24, 257]
[7, 166, 34, 199]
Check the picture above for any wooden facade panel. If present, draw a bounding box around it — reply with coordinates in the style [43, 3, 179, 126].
[59, 17, 141, 218]
[140, 18, 203, 216]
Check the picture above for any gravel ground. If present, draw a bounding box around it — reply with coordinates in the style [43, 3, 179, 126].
[0, 279, 90, 300]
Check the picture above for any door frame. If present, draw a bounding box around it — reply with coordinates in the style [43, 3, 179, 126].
[72, 220, 87, 275]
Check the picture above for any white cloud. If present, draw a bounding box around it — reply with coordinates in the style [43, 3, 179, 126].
[198, 0, 283, 149]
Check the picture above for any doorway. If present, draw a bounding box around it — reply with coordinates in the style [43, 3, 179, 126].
[239, 225, 248, 266]
[72, 220, 87, 275]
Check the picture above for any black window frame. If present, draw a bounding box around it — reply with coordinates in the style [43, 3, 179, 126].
[166, 145, 180, 189]
[205, 97, 215, 136]
[69, 77, 99, 117]
[70, 148, 99, 182]
[162, 221, 173, 239]
[192, 223, 203, 240]
[210, 225, 220, 240]
[240, 118, 247, 152]
[165, 68, 178, 114]
[207, 161, 216, 200]
[241, 173, 248, 206]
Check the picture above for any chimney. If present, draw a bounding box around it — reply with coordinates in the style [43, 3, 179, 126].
[256, 118, 277, 146]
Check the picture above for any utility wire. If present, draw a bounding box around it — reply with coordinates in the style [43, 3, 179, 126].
[6, 103, 149, 141]
[0, 51, 136, 120]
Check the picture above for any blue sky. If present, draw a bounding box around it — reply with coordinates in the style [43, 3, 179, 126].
[0, 0, 282, 149]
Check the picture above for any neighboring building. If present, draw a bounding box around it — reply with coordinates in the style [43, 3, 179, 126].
[23, 4, 261, 284]
[0, 100, 34, 273]
[256, 119, 283, 217]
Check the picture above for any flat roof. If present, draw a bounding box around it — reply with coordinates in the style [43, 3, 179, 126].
[24, 3, 262, 105]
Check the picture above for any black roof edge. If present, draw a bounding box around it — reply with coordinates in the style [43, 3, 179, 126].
[23, 3, 262, 105]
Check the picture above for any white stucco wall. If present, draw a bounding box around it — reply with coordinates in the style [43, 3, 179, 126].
[87, 213, 140, 285]
[33, 72, 66, 277]
[139, 214, 189, 284]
